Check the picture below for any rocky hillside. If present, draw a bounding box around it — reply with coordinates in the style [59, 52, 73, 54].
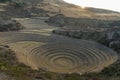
[4, 0, 119, 20]
[36, 0, 120, 20]
[46, 14, 120, 28]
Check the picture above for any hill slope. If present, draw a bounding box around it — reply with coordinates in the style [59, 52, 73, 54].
[21, 0, 120, 20]
[0, 0, 120, 20]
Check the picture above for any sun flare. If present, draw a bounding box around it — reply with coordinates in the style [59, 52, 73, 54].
[81, 6, 86, 9]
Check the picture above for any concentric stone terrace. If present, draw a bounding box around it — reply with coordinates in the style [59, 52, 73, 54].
[28, 42, 118, 74]
[0, 18, 118, 74]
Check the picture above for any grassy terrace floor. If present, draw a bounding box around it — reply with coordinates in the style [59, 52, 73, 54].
[0, 17, 119, 80]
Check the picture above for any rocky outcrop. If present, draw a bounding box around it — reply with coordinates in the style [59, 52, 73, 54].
[0, 19, 24, 32]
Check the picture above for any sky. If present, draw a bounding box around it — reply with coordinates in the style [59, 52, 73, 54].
[64, 0, 120, 12]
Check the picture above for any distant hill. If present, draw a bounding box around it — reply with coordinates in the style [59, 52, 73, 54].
[39, 3, 120, 20]
[0, 0, 120, 20]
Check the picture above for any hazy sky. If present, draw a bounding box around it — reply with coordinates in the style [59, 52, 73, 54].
[64, 0, 120, 12]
